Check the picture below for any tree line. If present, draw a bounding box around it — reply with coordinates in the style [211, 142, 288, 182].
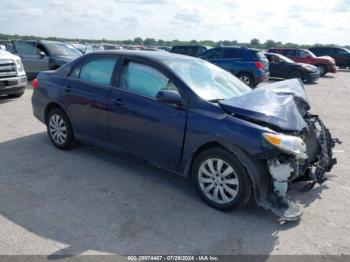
[1, 33, 349, 50]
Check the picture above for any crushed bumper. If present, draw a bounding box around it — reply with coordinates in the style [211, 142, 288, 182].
[265, 114, 340, 221]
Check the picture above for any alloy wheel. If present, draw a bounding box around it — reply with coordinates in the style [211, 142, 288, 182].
[49, 114, 68, 145]
[198, 158, 239, 204]
[239, 75, 251, 86]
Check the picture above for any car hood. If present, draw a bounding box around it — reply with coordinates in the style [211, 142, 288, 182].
[218, 79, 310, 132]
[317, 56, 335, 63]
[0, 50, 20, 60]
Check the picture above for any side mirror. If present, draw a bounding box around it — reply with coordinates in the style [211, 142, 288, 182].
[306, 55, 312, 59]
[0, 45, 6, 51]
[156, 90, 183, 105]
[39, 51, 46, 58]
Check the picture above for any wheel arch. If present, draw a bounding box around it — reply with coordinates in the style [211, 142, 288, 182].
[44, 101, 70, 124]
[235, 71, 255, 86]
[187, 141, 271, 209]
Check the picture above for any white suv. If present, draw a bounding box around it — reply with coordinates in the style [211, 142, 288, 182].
[0, 45, 27, 98]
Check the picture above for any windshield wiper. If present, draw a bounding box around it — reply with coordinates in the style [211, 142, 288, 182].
[209, 98, 225, 103]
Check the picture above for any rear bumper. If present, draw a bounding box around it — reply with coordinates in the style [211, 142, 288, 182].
[0, 76, 27, 96]
[254, 71, 270, 86]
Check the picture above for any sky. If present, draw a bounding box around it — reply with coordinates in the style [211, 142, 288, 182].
[0, 0, 350, 45]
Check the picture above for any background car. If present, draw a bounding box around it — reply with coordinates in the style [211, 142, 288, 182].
[309, 46, 350, 69]
[268, 48, 336, 76]
[1, 40, 81, 79]
[265, 52, 320, 83]
[170, 45, 210, 57]
[198, 46, 270, 87]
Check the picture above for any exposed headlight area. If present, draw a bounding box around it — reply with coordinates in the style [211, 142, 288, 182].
[263, 132, 307, 159]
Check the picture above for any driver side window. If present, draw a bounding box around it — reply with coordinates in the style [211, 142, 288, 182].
[120, 62, 178, 98]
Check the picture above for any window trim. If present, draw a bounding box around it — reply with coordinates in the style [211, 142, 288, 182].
[115, 57, 185, 103]
[199, 48, 223, 60]
[67, 54, 119, 88]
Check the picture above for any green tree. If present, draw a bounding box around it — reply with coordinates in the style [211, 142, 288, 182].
[133, 37, 143, 45]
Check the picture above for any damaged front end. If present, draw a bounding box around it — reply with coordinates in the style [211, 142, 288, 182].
[218, 79, 340, 220]
[264, 114, 340, 220]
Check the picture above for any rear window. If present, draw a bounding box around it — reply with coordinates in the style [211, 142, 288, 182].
[78, 57, 118, 85]
[223, 48, 242, 59]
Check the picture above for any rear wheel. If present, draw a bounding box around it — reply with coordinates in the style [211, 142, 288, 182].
[192, 147, 252, 211]
[237, 73, 254, 87]
[47, 108, 75, 150]
[316, 64, 328, 76]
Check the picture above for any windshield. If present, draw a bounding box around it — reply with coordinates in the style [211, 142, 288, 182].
[166, 58, 251, 101]
[44, 42, 82, 56]
[277, 54, 295, 63]
[305, 50, 316, 58]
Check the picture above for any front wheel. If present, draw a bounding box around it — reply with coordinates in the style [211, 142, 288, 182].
[288, 70, 303, 79]
[316, 64, 328, 76]
[192, 147, 252, 211]
[47, 108, 75, 150]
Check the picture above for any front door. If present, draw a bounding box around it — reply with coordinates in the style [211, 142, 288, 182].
[13, 41, 49, 75]
[110, 60, 187, 168]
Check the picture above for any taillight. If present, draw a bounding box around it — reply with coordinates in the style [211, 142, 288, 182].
[32, 79, 39, 89]
[255, 61, 263, 70]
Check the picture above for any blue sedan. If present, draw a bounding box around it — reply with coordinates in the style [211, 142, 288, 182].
[31, 51, 337, 220]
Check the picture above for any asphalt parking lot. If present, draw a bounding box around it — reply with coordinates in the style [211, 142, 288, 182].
[0, 72, 349, 257]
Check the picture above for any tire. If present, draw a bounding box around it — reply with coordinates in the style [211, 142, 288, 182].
[237, 72, 254, 87]
[8, 92, 24, 98]
[47, 108, 75, 150]
[316, 64, 328, 76]
[192, 146, 252, 211]
[288, 70, 302, 79]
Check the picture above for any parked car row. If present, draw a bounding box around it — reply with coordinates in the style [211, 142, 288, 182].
[168, 45, 349, 87]
[0, 40, 81, 79]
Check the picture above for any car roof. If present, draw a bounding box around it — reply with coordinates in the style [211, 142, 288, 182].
[84, 50, 196, 63]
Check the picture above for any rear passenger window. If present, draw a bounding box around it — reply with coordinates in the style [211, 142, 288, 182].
[223, 48, 242, 59]
[199, 49, 222, 60]
[79, 57, 117, 85]
[120, 62, 177, 98]
[284, 50, 297, 57]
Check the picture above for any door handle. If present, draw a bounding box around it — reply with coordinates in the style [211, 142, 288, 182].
[64, 86, 71, 93]
[112, 98, 123, 106]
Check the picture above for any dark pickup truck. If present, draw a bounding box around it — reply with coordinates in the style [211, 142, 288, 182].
[198, 46, 270, 87]
[309, 46, 350, 69]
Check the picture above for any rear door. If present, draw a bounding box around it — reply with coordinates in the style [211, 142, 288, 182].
[63, 55, 118, 144]
[109, 58, 187, 168]
[267, 54, 285, 78]
[13, 41, 49, 75]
